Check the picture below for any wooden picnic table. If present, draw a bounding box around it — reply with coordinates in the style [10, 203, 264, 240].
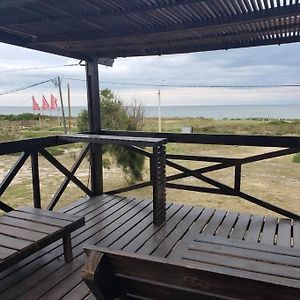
[0, 206, 84, 272]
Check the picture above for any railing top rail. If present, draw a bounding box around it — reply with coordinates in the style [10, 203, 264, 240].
[59, 133, 167, 147]
[101, 130, 300, 149]
[0, 136, 73, 156]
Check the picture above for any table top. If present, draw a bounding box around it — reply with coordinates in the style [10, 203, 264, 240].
[0, 206, 84, 271]
[60, 133, 167, 147]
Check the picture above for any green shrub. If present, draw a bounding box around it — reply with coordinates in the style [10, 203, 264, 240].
[293, 153, 300, 163]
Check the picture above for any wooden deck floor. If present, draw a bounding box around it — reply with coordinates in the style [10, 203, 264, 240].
[0, 194, 299, 299]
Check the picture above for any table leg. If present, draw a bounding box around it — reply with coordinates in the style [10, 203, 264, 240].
[63, 233, 73, 262]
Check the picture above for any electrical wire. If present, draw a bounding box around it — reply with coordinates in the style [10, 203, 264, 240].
[0, 63, 81, 74]
[62, 77, 300, 89]
[0, 78, 55, 96]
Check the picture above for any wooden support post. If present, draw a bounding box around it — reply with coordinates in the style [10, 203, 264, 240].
[86, 58, 103, 196]
[151, 145, 166, 226]
[63, 234, 73, 262]
[31, 151, 41, 208]
[234, 163, 242, 192]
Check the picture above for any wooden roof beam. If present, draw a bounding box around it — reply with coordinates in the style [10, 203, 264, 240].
[89, 35, 300, 58]
[0, 0, 203, 26]
[28, 4, 300, 45]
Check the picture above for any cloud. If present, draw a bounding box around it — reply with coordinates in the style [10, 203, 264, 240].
[0, 42, 300, 106]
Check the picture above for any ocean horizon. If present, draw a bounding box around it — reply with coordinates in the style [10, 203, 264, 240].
[0, 105, 299, 120]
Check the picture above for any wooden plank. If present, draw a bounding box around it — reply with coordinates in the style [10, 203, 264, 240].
[244, 215, 264, 243]
[152, 206, 203, 258]
[183, 248, 300, 281]
[2, 195, 300, 300]
[123, 203, 183, 253]
[0, 223, 47, 242]
[201, 209, 227, 236]
[83, 247, 300, 300]
[17, 206, 82, 222]
[277, 218, 292, 247]
[39, 265, 84, 300]
[193, 235, 300, 258]
[230, 213, 251, 240]
[94, 202, 152, 248]
[189, 240, 300, 269]
[0, 196, 117, 282]
[168, 207, 215, 259]
[110, 203, 172, 251]
[293, 220, 300, 249]
[60, 281, 90, 300]
[4, 210, 71, 227]
[0, 234, 31, 250]
[137, 205, 193, 255]
[215, 211, 239, 238]
[0, 215, 60, 234]
[260, 216, 278, 245]
[11, 198, 141, 298]
[60, 134, 167, 147]
[1, 198, 141, 299]
[0, 246, 17, 260]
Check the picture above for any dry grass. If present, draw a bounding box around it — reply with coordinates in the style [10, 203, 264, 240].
[1, 117, 300, 217]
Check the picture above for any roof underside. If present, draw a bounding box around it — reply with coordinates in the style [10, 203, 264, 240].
[0, 0, 300, 59]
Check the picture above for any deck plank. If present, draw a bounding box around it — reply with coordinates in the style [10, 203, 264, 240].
[0, 195, 298, 300]
[277, 219, 292, 247]
[215, 211, 239, 238]
[230, 213, 251, 240]
[244, 215, 264, 243]
[152, 206, 203, 258]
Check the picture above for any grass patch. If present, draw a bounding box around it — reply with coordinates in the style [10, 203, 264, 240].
[47, 146, 65, 156]
[293, 153, 300, 163]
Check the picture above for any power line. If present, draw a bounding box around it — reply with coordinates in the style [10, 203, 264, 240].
[63, 77, 300, 88]
[0, 63, 81, 74]
[0, 78, 55, 96]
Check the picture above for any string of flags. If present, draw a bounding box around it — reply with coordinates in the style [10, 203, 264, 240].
[32, 95, 59, 111]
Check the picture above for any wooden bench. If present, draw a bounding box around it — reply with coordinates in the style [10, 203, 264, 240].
[82, 246, 300, 300]
[0, 206, 84, 272]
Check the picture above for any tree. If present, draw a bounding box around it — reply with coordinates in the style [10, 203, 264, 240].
[77, 89, 145, 184]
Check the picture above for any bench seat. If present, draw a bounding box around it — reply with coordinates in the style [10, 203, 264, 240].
[82, 245, 300, 300]
[0, 206, 84, 272]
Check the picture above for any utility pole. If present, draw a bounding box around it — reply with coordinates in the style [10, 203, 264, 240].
[158, 89, 162, 132]
[67, 83, 71, 132]
[53, 76, 67, 134]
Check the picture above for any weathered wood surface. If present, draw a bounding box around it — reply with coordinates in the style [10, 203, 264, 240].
[60, 134, 167, 147]
[0, 195, 299, 299]
[83, 246, 300, 300]
[0, 206, 84, 272]
[0, 1, 300, 59]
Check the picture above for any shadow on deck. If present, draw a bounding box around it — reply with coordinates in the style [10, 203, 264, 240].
[0, 194, 299, 299]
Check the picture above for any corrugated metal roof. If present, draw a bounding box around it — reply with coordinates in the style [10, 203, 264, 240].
[0, 0, 300, 59]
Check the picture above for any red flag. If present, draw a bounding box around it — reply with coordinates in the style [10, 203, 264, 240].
[42, 95, 50, 110]
[32, 96, 40, 111]
[50, 94, 58, 109]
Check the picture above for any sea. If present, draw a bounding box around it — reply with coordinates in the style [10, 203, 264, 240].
[0, 105, 299, 120]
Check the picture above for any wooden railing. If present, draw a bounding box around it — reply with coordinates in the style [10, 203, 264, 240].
[0, 136, 91, 212]
[103, 130, 300, 220]
[1, 131, 300, 220]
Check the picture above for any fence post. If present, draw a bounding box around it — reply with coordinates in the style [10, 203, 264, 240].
[31, 151, 41, 208]
[151, 145, 166, 225]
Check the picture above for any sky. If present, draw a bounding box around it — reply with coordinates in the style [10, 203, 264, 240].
[0, 41, 300, 107]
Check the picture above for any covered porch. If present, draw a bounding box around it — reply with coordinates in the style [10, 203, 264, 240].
[1, 0, 300, 299]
